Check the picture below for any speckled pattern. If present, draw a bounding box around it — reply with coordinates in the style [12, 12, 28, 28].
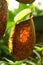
[0, 0, 8, 38]
[16, 0, 35, 4]
[9, 18, 36, 60]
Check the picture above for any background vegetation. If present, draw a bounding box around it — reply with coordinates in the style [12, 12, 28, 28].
[0, 1, 43, 65]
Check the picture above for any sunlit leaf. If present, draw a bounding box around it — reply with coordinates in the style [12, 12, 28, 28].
[14, 61, 23, 65]
[35, 46, 43, 52]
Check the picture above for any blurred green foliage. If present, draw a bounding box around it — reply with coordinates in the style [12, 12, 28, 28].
[0, 3, 43, 65]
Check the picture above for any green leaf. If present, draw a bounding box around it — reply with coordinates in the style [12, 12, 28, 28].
[0, 61, 13, 65]
[19, 3, 29, 11]
[36, 60, 41, 65]
[0, 45, 9, 55]
[35, 46, 43, 52]
[14, 61, 23, 65]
